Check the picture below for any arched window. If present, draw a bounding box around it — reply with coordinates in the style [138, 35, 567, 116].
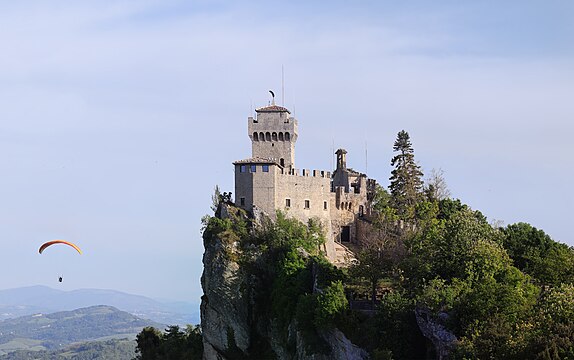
[272, 132, 278, 141]
[259, 132, 265, 141]
[266, 132, 271, 141]
[285, 132, 290, 141]
[253, 132, 259, 141]
[340, 202, 344, 209]
[278, 132, 284, 141]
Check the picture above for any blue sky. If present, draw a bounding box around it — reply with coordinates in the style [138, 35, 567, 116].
[0, 1, 573, 303]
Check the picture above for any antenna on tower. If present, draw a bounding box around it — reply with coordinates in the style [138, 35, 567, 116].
[365, 141, 368, 175]
[331, 138, 335, 171]
[281, 65, 285, 106]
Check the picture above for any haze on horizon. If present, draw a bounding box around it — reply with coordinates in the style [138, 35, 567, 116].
[0, 0, 572, 303]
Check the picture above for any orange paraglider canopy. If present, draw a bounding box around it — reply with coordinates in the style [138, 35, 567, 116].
[39, 240, 82, 255]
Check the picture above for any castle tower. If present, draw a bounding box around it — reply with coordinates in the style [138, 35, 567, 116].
[248, 101, 298, 172]
[332, 148, 350, 192]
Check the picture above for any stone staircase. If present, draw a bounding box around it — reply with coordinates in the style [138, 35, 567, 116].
[333, 242, 357, 267]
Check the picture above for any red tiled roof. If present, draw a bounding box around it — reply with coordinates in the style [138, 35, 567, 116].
[255, 105, 291, 113]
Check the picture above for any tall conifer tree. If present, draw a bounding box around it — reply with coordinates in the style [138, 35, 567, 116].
[389, 130, 424, 219]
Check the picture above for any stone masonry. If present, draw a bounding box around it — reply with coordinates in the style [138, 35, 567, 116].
[233, 97, 377, 262]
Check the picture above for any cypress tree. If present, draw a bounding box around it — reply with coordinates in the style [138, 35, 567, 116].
[389, 130, 424, 219]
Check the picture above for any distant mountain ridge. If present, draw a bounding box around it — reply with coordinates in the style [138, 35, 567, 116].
[0, 286, 198, 325]
[0, 305, 162, 355]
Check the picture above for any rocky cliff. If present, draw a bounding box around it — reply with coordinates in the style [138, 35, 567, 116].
[200, 204, 368, 360]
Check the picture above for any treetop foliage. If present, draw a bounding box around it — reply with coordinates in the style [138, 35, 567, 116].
[389, 130, 424, 220]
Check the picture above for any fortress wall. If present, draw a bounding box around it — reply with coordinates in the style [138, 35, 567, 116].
[234, 165, 254, 210]
[329, 187, 370, 244]
[355, 218, 385, 247]
[275, 170, 335, 260]
[251, 167, 278, 218]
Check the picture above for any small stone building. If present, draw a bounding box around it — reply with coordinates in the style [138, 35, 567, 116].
[233, 100, 377, 261]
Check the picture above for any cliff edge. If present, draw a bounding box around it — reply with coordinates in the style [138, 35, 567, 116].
[200, 204, 368, 360]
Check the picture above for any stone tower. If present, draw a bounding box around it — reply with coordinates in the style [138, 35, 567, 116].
[247, 99, 298, 172]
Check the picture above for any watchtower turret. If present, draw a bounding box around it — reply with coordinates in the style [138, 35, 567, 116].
[248, 99, 298, 172]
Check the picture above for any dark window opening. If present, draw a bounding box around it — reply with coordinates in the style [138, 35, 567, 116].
[304, 200, 310, 209]
[286, 198, 291, 208]
[280, 158, 285, 167]
[285, 132, 290, 141]
[240, 165, 246, 173]
[260, 132, 265, 141]
[253, 132, 259, 141]
[262, 165, 269, 172]
[265, 132, 271, 141]
[279, 132, 284, 141]
[324, 201, 328, 210]
[272, 132, 278, 141]
[250, 165, 256, 172]
[240, 197, 245, 206]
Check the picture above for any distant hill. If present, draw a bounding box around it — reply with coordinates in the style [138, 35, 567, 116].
[0, 338, 136, 360]
[0, 305, 162, 355]
[0, 286, 198, 325]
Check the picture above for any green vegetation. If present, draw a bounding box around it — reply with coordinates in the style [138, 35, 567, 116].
[389, 130, 424, 221]
[198, 129, 574, 359]
[135, 325, 202, 360]
[340, 130, 574, 359]
[0, 339, 136, 360]
[0, 305, 162, 355]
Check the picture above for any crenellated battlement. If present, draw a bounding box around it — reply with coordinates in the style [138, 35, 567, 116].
[281, 168, 331, 178]
[234, 93, 377, 262]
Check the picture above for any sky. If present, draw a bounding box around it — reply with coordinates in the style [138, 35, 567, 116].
[0, 0, 573, 303]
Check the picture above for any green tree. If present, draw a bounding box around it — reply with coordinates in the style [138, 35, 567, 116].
[350, 245, 391, 305]
[135, 327, 162, 360]
[502, 222, 574, 285]
[388, 130, 424, 220]
[210, 184, 221, 212]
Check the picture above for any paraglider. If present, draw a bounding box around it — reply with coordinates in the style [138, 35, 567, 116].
[39, 240, 82, 283]
[38, 240, 82, 255]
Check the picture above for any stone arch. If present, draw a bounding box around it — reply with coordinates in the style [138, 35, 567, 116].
[259, 132, 265, 141]
[272, 132, 278, 141]
[279, 132, 284, 141]
[253, 132, 259, 141]
[265, 132, 271, 141]
[285, 132, 290, 141]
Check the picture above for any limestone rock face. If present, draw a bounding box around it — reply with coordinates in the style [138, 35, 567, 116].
[201, 203, 369, 360]
[201, 205, 251, 358]
[415, 307, 457, 360]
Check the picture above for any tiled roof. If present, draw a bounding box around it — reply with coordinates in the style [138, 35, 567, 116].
[233, 157, 279, 165]
[255, 105, 291, 113]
